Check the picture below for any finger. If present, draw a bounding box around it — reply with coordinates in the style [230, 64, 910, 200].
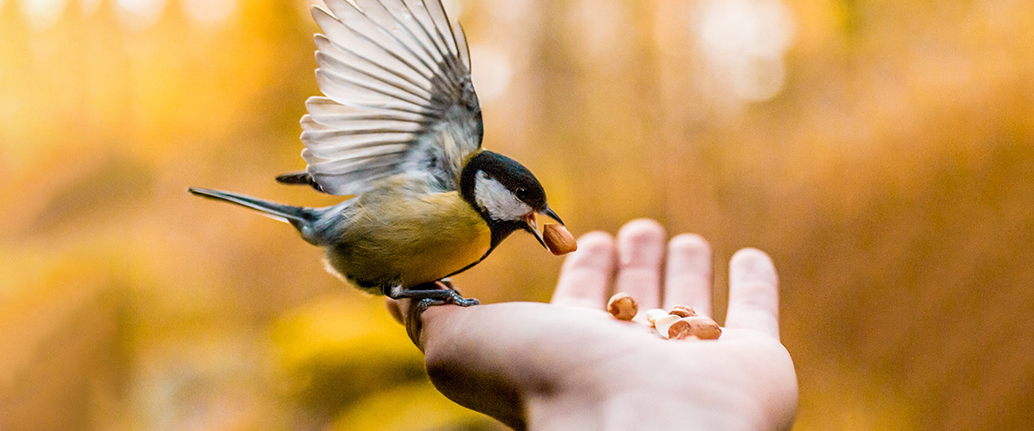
[724, 248, 780, 339]
[663, 234, 713, 317]
[551, 232, 615, 309]
[614, 219, 666, 315]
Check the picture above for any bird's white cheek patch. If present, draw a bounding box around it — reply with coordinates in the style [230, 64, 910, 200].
[475, 171, 531, 221]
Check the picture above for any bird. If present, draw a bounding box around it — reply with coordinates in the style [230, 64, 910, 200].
[188, 0, 563, 312]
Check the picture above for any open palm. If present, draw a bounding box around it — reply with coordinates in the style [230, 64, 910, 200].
[398, 219, 798, 431]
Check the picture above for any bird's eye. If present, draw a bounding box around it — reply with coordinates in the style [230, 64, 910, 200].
[515, 187, 527, 200]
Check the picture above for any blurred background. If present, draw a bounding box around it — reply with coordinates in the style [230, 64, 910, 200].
[2, 0, 1033, 429]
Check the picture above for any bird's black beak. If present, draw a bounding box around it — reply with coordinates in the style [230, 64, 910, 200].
[541, 205, 564, 226]
[522, 206, 564, 250]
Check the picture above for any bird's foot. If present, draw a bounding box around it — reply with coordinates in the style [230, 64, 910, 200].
[391, 280, 480, 345]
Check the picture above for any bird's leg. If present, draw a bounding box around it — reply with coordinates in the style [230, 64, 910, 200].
[388, 279, 480, 307]
[388, 280, 480, 345]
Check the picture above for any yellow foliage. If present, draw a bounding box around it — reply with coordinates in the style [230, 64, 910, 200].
[272, 295, 426, 414]
[332, 382, 500, 431]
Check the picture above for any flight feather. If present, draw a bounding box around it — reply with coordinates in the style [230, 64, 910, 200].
[295, 0, 482, 195]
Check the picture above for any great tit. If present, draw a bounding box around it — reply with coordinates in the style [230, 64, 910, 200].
[189, 0, 563, 309]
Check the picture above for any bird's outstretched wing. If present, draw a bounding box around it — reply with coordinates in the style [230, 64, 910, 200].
[285, 0, 482, 195]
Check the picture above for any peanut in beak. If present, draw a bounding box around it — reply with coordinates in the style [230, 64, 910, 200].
[543, 224, 578, 255]
[523, 209, 576, 255]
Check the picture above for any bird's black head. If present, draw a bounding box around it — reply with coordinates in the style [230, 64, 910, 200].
[460, 151, 563, 248]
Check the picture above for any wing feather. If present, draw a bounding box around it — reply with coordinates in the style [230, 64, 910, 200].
[295, 0, 482, 195]
[314, 35, 433, 102]
[315, 71, 429, 116]
[321, 2, 437, 78]
[306, 97, 428, 126]
[317, 57, 430, 108]
[453, 23, 471, 70]
[353, 0, 440, 67]
[311, 8, 426, 80]
[303, 150, 406, 173]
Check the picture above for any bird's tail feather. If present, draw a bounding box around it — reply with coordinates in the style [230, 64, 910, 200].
[188, 187, 313, 227]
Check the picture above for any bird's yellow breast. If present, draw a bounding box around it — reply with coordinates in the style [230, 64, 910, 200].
[325, 190, 492, 293]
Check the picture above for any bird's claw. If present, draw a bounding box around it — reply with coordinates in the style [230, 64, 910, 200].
[401, 280, 479, 346]
[451, 296, 480, 307]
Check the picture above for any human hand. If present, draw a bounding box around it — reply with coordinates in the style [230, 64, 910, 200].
[392, 219, 798, 431]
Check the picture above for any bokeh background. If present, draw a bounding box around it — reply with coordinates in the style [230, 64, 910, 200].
[2, 0, 1033, 429]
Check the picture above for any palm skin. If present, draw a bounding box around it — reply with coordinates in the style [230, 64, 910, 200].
[394, 219, 798, 431]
